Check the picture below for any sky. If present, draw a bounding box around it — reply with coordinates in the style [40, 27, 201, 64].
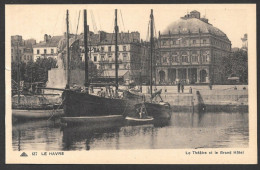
[6, 4, 254, 48]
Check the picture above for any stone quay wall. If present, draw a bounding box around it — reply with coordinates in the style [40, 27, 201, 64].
[141, 85, 248, 112]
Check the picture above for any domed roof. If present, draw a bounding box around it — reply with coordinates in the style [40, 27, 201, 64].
[162, 18, 229, 40]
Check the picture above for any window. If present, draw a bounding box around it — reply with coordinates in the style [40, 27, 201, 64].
[101, 47, 104, 52]
[37, 49, 40, 54]
[108, 55, 112, 58]
[193, 40, 196, 44]
[11, 49, 13, 53]
[203, 39, 206, 44]
[11, 56, 13, 61]
[51, 49, 54, 54]
[44, 49, 47, 54]
[182, 56, 188, 62]
[109, 64, 112, 69]
[19, 50, 22, 53]
[124, 64, 127, 69]
[163, 57, 167, 63]
[93, 48, 97, 52]
[172, 40, 176, 45]
[202, 55, 207, 62]
[162, 41, 166, 45]
[123, 46, 126, 51]
[108, 46, 111, 52]
[123, 54, 128, 61]
[94, 56, 97, 62]
[192, 56, 198, 62]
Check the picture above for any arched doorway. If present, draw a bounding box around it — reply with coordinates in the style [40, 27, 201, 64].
[159, 70, 165, 84]
[200, 69, 207, 82]
[168, 68, 176, 84]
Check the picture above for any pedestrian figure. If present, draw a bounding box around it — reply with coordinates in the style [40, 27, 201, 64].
[209, 80, 213, 90]
[189, 87, 192, 94]
[177, 82, 180, 93]
[181, 83, 184, 93]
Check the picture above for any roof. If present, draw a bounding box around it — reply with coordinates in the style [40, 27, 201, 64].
[100, 70, 129, 78]
[33, 36, 63, 48]
[162, 18, 230, 40]
[78, 32, 140, 46]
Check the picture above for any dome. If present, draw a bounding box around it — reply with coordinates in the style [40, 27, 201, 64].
[162, 17, 229, 41]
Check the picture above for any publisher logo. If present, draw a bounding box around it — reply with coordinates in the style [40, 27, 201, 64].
[20, 152, 28, 157]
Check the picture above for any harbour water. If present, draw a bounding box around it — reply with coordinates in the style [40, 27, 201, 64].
[12, 111, 248, 151]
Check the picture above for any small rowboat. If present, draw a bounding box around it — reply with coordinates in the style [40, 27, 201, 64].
[60, 115, 125, 126]
[125, 116, 154, 122]
[125, 116, 154, 125]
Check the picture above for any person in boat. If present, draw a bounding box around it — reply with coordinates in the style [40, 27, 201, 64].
[100, 88, 106, 97]
[72, 83, 81, 92]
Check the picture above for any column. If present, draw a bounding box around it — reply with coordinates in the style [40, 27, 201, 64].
[205, 68, 209, 83]
[176, 68, 179, 83]
[165, 69, 168, 84]
[186, 68, 189, 84]
[197, 68, 200, 83]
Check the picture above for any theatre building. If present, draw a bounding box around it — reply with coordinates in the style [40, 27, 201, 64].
[156, 10, 232, 85]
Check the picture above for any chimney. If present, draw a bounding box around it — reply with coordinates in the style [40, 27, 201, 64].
[44, 34, 48, 42]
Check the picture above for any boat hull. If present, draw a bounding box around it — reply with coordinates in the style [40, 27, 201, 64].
[135, 102, 172, 120]
[61, 115, 124, 126]
[12, 109, 64, 120]
[62, 90, 131, 117]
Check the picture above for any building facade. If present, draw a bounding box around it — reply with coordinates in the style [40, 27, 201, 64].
[32, 34, 63, 62]
[79, 31, 143, 82]
[156, 10, 232, 85]
[11, 35, 36, 63]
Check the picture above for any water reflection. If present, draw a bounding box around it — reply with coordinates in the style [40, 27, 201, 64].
[61, 124, 122, 150]
[12, 111, 249, 150]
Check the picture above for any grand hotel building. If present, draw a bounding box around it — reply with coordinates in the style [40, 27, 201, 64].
[156, 10, 232, 85]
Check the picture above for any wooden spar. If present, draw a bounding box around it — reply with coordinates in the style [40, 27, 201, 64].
[17, 41, 20, 104]
[65, 10, 70, 89]
[84, 9, 89, 93]
[150, 9, 154, 97]
[115, 9, 119, 91]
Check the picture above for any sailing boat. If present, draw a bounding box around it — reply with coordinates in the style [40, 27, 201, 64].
[126, 9, 171, 122]
[12, 42, 63, 121]
[61, 9, 129, 125]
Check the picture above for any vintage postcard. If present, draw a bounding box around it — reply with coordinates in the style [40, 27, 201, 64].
[5, 4, 257, 164]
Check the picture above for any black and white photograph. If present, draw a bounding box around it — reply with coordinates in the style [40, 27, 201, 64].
[5, 4, 257, 164]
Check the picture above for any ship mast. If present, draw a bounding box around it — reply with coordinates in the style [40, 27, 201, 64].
[84, 9, 89, 94]
[115, 9, 119, 91]
[65, 10, 70, 89]
[17, 41, 20, 104]
[150, 9, 154, 97]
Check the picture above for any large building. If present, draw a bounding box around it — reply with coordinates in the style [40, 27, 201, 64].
[156, 10, 232, 85]
[11, 35, 36, 63]
[78, 31, 144, 83]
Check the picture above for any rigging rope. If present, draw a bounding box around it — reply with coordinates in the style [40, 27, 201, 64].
[146, 20, 150, 42]
[90, 10, 98, 34]
[119, 10, 126, 32]
[75, 10, 81, 39]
